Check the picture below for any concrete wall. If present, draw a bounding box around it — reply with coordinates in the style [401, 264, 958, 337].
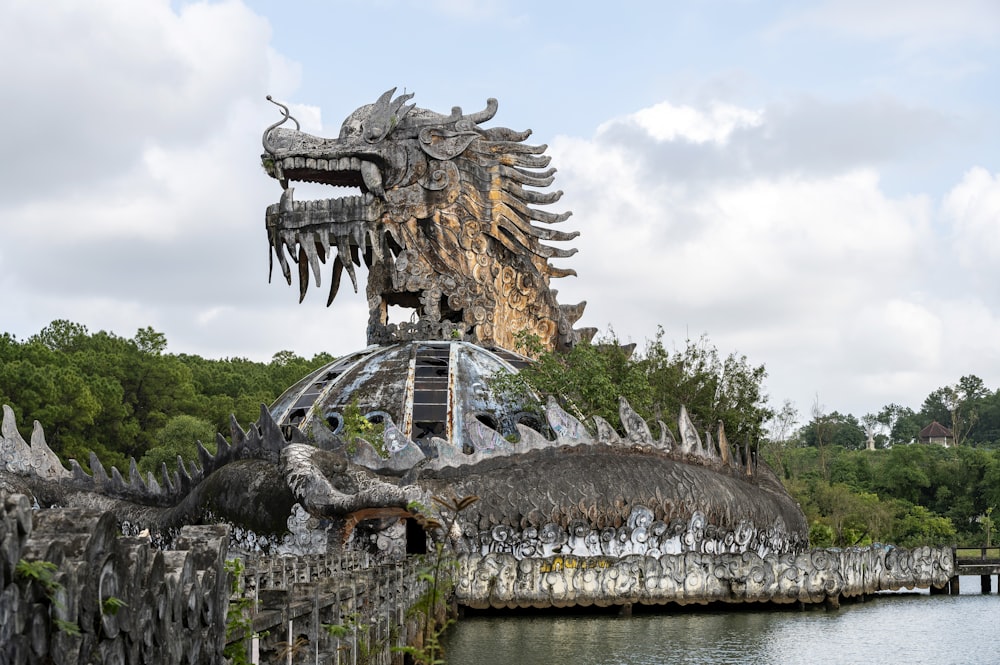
[455, 545, 956, 609]
[1, 493, 231, 664]
[0, 493, 434, 665]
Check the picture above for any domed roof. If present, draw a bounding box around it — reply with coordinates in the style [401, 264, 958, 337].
[269, 341, 541, 449]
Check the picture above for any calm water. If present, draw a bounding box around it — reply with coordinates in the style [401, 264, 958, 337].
[443, 578, 1000, 665]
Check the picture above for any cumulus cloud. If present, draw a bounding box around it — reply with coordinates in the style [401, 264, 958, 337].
[551, 96, 996, 417]
[0, 0, 338, 358]
[944, 167, 1000, 277]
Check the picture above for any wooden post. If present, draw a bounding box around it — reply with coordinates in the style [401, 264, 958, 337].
[949, 576, 960, 595]
[982, 575, 992, 595]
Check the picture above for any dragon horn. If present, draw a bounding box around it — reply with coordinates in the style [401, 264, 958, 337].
[262, 95, 300, 155]
[365, 88, 415, 142]
[464, 98, 499, 125]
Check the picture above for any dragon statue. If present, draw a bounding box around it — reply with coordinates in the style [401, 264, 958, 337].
[1, 90, 963, 665]
[2, 88, 817, 600]
[261, 87, 591, 352]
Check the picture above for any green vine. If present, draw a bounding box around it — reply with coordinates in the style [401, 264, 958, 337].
[15, 559, 81, 635]
[394, 494, 478, 665]
[223, 558, 264, 665]
[341, 399, 386, 457]
[323, 611, 397, 665]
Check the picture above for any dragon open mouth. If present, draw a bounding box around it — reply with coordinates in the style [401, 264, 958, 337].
[264, 154, 390, 305]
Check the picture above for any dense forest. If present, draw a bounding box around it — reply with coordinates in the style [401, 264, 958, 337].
[1, 320, 997, 548]
[0, 319, 333, 474]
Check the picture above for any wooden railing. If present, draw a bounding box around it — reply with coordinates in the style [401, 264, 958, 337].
[953, 546, 1000, 567]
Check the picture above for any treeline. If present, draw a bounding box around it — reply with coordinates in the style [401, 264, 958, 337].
[765, 374, 1000, 548]
[784, 374, 1000, 451]
[763, 444, 999, 548]
[0, 320, 333, 474]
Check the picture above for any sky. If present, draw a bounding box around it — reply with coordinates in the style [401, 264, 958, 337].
[2, 0, 999, 427]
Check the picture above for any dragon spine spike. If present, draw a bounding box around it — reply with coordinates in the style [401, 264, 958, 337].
[69, 459, 90, 483]
[196, 441, 213, 471]
[593, 416, 622, 445]
[619, 397, 653, 445]
[90, 452, 109, 486]
[176, 455, 192, 493]
[677, 405, 700, 455]
[161, 462, 175, 495]
[146, 472, 161, 495]
[656, 420, 674, 451]
[128, 457, 148, 493]
[110, 466, 127, 493]
[228, 415, 247, 447]
[27, 419, 70, 480]
[717, 421, 732, 466]
[214, 432, 231, 457]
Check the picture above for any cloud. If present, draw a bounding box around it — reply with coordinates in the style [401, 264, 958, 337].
[772, 0, 1000, 47]
[549, 95, 996, 417]
[594, 96, 955, 189]
[944, 167, 1000, 279]
[0, 0, 297, 205]
[0, 0, 317, 357]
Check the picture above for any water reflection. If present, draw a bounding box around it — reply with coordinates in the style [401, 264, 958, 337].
[444, 586, 1000, 665]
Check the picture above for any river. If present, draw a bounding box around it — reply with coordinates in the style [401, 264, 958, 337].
[442, 577, 999, 665]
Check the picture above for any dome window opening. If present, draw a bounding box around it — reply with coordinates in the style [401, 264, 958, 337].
[410, 344, 452, 441]
[325, 413, 344, 435]
[475, 414, 499, 431]
[515, 411, 548, 437]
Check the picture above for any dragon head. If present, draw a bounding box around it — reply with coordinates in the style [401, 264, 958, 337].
[262, 88, 593, 352]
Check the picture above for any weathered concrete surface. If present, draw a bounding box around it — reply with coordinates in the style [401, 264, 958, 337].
[455, 546, 955, 609]
[0, 493, 231, 665]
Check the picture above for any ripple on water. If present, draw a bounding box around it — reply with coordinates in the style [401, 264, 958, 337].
[443, 586, 1000, 665]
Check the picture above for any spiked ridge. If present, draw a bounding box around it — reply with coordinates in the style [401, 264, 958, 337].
[1, 404, 294, 507]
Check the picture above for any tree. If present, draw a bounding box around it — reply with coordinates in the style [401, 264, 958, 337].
[139, 414, 216, 474]
[134, 327, 167, 355]
[762, 399, 798, 478]
[503, 328, 773, 445]
[877, 403, 914, 446]
[800, 409, 866, 450]
[922, 375, 987, 446]
[29, 319, 89, 353]
[891, 504, 956, 547]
